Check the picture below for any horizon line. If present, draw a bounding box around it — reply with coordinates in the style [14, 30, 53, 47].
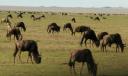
[0, 5, 127, 8]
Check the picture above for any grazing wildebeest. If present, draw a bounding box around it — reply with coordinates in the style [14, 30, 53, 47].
[7, 14, 13, 19]
[97, 32, 108, 41]
[90, 16, 94, 19]
[16, 22, 26, 31]
[17, 14, 22, 18]
[100, 33, 125, 52]
[80, 29, 100, 47]
[31, 15, 43, 21]
[47, 23, 60, 33]
[17, 12, 24, 18]
[69, 49, 97, 76]
[6, 27, 23, 40]
[31, 15, 35, 19]
[74, 25, 90, 35]
[14, 40, 41, 64]
[41, 14, 45, 18]
[71, 17, 76, 23]
[63, 23, 74, 35]
[94, 17, 100, 21]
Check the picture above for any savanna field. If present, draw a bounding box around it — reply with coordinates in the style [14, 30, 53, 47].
[0, 11, 128, 76]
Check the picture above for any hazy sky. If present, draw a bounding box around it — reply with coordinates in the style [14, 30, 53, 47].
[0, 0, 128, 7]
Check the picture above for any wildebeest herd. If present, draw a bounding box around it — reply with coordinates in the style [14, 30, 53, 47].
[0, 11, 127, 76]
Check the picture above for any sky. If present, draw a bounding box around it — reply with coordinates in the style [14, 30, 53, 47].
[0, 0, 128, 8]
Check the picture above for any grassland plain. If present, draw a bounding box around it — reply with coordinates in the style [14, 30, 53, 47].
[0, 11, 128, 76]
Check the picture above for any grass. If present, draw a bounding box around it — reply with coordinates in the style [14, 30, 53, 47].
[0, 11, 128, 76]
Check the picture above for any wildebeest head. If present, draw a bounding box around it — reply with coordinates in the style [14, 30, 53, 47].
[7, 14, 13, 19]
[68, 58, 75, 68]
[34, 55, 41, 64]
[16, 22, 26, 32]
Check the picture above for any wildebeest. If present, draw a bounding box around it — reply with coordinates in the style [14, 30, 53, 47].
[41, 14, 45, 18]
[71, 17, 76, 23]
[97, 32, 108, 41]
[14, 40, 41, 64]
[68, 49, 97, 76]
[1, 14, 12, 24]
[94, 17, 100, 21]
[16, 22, 26, 32]
[80, 29, 100, 47]
[6, 26, 23, 40]
[100, 33, 125, 52]
[7, 14, 13, 19]
[17, 12, 24, 18]
[63, 23, 74, 35]
[47, 23, 60, 33]
[74, 25, 90, 35]
[31, 15, 44, 21]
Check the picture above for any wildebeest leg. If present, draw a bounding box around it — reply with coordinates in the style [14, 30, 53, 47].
[13, 35, 15, 40]
[13, 46, 18, 64]
[87, 63, 91, 75]
[15, 35, 18, 40]
[73, 66, 77, 76]
[116, 45, 119, 52]
[18, 51, 22, 63]
[80, 62, 84, 76]
[27, 52, 33, 64]
[101, 44, 103, 52]
[104, 45, 107, 52]
[84, 39, 88, 47]
[89, 40, 94, 48]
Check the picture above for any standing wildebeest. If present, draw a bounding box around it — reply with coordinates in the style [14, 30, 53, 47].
[6, 27, 23, 40]
[1, 14, 12, 24]
[71, 17, 76, 23]
[74, 25, 90, 35]
[16, 22, 26, 32]
[80, 29, 100, 47]
[14, 40, 41, 64]
[97, 32, 108, 41]
[63, 23, 74, 35]
[69, 49, 97, 76]
[47, 23, 60, 33]
[41, 14, 45, 18]
[100, 33, 125, 52]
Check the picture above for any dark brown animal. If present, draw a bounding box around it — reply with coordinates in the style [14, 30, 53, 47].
[16, 22, 26, 32]
[69, 49, 97, 76]
[47, 23, 60, 33]
[74, 25, 90, 35]
[80, 29, 100, 47]
[31, 15, 43, 21]
[97, 32, 108, 41]
[71, 17, 76, 23]
[94, 17, 100, 21]
[63, 23, 74, 35]
[17, 12, 24, 18]
[100, 33, 125, 52]
[14, 40, 41, 64]
[7, 14, 13, 19]
[1, 14, 12, 24]
[6, 27, 23, 40]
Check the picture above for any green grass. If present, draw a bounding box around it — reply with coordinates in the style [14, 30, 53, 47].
[0, 11, 128, 76]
